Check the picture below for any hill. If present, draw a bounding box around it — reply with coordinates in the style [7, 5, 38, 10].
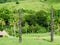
[0, 0, 60, 11]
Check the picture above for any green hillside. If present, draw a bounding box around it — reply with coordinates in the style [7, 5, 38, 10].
[0, 0, 60, 11]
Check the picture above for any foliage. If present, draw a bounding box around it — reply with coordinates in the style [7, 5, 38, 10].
[27, 24, 47, 33]
[0, 8, 17, 32]
[0, 0, 60, 36]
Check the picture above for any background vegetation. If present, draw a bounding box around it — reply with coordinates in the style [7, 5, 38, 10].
[0, 0, 60, 36]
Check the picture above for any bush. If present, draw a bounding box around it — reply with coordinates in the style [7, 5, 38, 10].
[22, 10, 49, 33]
[26, 24, 47, 33]
[36, 26, 47, 33]
[16, 1, 19, 4]
[55, 30, 60, 35]
[22, 27, 27, 33]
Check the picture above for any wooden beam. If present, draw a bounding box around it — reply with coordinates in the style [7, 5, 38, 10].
[50, 6, 54, 42]
[18, 9, 22, 42]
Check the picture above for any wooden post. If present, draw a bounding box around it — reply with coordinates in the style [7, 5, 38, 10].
[18, 9, 22, 42]
[13, 23, 16, 36]
[50, 6, 54, 42]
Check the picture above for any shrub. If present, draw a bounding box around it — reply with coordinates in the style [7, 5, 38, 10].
[55, 30, 60, 35]
[16, 1, 19, 4]
[27, 24, 47, 33]
[22, 27, 27, 33]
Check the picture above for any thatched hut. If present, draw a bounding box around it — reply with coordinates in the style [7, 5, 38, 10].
[0, 30, 9, 37]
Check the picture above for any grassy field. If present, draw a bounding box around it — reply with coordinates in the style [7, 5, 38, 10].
[0, 33, 60, 45]
[0, 0, 60, 12]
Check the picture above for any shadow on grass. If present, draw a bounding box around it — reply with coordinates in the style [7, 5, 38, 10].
[42, 39, 51, 42]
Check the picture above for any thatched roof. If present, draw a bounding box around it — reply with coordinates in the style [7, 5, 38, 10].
[0, 30, 9, 37]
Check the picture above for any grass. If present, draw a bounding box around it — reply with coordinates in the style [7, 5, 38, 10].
[0, 33, 60, 45]
[0, 0, 60, 12]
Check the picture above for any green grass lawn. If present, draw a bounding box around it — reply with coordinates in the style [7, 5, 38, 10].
[0, 33, 60, 45]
